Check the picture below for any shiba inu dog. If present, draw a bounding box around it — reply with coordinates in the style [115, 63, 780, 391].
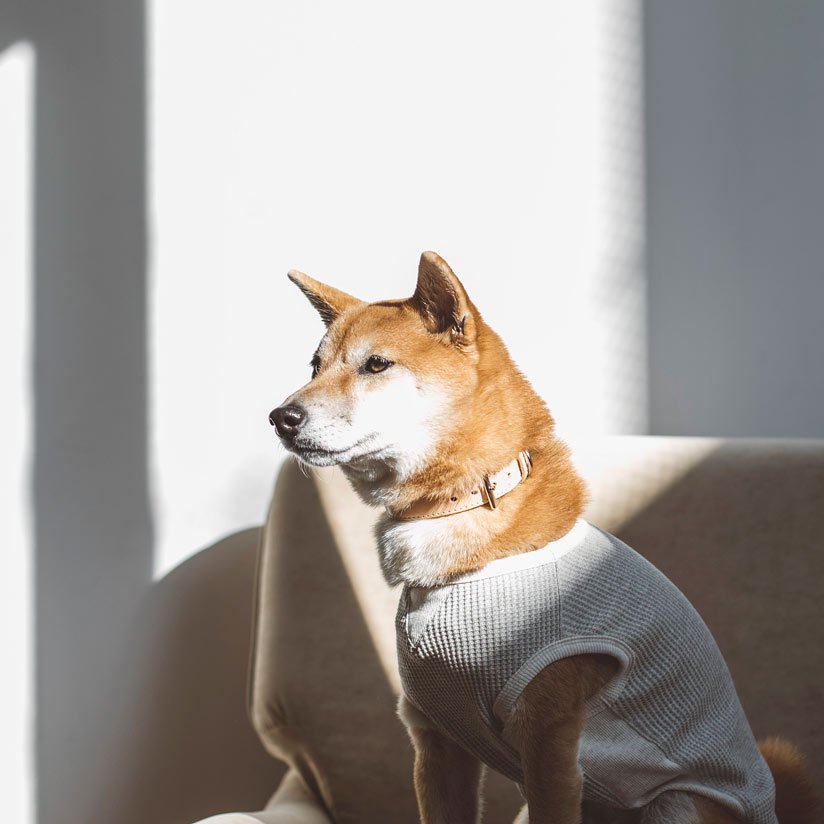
[270, 252, 816, 824]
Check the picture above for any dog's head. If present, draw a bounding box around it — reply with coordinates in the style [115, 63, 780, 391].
[270, 252, 481, 493]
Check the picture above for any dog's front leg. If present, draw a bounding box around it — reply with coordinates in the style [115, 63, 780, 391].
[517, 708, 583, 824]
[507, 656, 616, 824]
[398, 693, 484, 824]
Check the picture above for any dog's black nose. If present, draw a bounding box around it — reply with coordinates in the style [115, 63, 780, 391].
[269, 404, 307, 440]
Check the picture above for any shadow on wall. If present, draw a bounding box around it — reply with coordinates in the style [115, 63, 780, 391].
[0, 1, 279, 821]
[644, 1, 824, 437]
[27, 1, 153, 821]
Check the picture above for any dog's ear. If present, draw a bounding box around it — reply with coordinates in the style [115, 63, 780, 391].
[411, 252, 476, 345]
[287, 270, 364, 327]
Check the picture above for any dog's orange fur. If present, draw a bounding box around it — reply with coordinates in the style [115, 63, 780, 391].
[288, 252, 818, 824]
[383, 254, 587, 557]
[506, 657, 620, 824]
[401, 699, 485, 824]
[290, 254, 586, 577]
[758, 738, 820, 824]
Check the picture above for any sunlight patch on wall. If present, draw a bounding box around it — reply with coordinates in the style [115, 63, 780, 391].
[148, 0, 646, 577]
[511, 0, 647, 440]
[0, 40, 35, 824]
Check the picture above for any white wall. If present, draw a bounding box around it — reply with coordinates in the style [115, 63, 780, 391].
[0, 40, 35, 824]
[149, 0, 647, 575]
[4, 3, 646, 821]
[6, 2, 824, 821]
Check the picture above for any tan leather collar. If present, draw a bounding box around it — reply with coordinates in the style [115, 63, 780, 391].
[389, 450, 533, 521]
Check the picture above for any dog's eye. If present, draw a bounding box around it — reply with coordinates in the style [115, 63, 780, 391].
[364, 355, 393, 374]
[310, 354, 321, 378]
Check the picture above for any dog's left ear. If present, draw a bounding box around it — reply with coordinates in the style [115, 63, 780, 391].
[411, 251, 476, 346]
[287, 269, 364, 327]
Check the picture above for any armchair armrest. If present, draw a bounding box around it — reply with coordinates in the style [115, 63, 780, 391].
[194, 769, 332, 824]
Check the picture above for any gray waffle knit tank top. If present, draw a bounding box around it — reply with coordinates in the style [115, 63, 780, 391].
[396, 520, 777, 823]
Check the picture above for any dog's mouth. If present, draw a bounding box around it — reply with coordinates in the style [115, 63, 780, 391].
[286, 435, 379, 467]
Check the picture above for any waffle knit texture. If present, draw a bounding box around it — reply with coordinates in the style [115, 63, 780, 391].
[396, 521, 777, 823]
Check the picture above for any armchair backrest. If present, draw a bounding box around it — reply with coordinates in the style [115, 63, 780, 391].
[249, 437, 824, 824]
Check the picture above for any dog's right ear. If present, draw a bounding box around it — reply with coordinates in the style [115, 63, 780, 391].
[287, 270, 364, 327]
[411, 251, 476, 346]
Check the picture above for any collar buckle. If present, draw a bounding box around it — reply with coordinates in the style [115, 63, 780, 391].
[482, 474, 498, 509]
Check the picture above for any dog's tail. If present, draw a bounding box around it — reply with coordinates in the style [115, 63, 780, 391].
[759, 737, 819, 824]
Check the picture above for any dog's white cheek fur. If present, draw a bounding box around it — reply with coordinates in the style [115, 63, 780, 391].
[353, 370, 449, 465]
[304, 371, 452, 499]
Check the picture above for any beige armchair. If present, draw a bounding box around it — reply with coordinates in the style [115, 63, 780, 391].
[195, 437, 824, 824]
